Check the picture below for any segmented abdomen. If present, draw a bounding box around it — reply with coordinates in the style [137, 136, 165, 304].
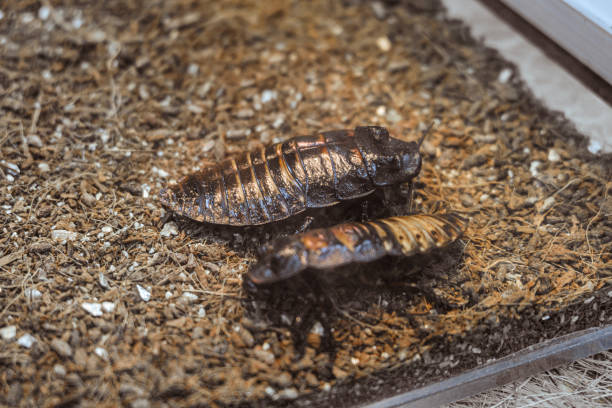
[159, 130, 373, 225]
[303, 213, 467, 269]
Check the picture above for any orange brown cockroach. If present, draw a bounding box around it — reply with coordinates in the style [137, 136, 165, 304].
[247, 212, 468, 286]
[159, 126, 425, 226]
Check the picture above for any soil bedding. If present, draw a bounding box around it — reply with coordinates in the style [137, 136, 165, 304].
[0, 0, 610, 407]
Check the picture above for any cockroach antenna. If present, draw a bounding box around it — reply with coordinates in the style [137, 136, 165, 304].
[417, 122, 434, 149]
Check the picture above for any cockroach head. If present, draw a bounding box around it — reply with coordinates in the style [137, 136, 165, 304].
[247, 240, 307, 285]
[385, 123, 432, 183]
[356, 126, 423, 186]
[387, 137, 422, 184]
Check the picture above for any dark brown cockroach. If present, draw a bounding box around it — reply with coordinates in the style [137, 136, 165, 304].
[247, 212, 468, 285]
[159, 126, 424, 226]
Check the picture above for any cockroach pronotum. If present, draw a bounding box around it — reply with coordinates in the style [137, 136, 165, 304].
[247, 212, 468, 285]
[159, 126, 425, 226]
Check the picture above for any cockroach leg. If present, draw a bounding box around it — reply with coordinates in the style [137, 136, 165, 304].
[300, 271, 338, 351]
[404, 180, 415, 213]
[430, 200, 449, 213]
[295, 216, 314, 234]
[158, 210, 174, 228]
[379, 186, 402, 216]
[382, 186, 393, 204]
[360, 200, 369, 222]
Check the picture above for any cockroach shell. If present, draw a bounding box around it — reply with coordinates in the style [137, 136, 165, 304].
[247, 212, 468, 285]
[376, 213, 468, 256]
[159, 126, 423, 226]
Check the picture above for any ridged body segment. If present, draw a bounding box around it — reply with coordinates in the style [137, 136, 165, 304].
[302, 213, 467, 270]
[159, 128, 397, 226]
[248, 213, 468, 285]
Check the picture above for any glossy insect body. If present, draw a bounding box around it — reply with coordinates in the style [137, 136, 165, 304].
[248, 213, 468, 285]
[159, 126, 422, 226]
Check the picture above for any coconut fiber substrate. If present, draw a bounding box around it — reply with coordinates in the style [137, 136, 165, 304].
[0, 0, 610, 407]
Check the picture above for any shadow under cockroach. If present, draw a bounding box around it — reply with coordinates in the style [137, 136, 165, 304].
[241, 237, 468, 355]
